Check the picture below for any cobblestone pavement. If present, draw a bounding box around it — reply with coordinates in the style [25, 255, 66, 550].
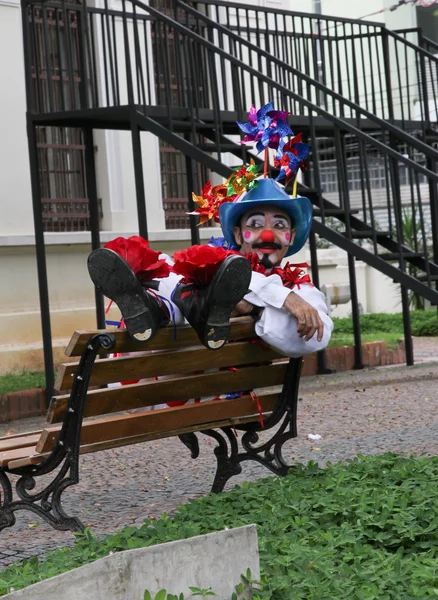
[1, 337, 437, 569]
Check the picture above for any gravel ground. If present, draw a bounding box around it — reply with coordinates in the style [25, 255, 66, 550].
[1, 337, 437, 569]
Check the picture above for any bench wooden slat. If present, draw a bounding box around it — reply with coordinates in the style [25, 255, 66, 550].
[48, 362, 287, 423]
[39, 393, 278, 453]
[65, 318, 256, 356]
[56, 340, 282, 391]
[0, 429, 43, 442]
[0, 446, 39, 468]
[6, 405, 277, 470]
[0, 433, 42, 452]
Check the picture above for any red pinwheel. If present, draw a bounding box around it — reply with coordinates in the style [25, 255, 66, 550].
[104, 236, 171, 281]
[188, 181, 237, 225]
[237, 102, 292, 154]
[274, 133, 310, 182]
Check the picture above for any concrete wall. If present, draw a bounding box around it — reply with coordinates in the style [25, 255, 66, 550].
[0, 228, 221, 372]
[5, 526, 260, 600]
[295, 246, 402, 318]
[0, 0, 34, 236]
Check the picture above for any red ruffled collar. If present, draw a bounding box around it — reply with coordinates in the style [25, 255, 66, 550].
[244, 253, 313, 289]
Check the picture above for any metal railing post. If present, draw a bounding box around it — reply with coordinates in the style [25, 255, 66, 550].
[381, 28, 394, 121]
[184, 132, 201, 246]
[27, 117, 55, 406]
[131, 113, 149, 239]
[308, 229, 331, 374]
[83, 127, 105, 329]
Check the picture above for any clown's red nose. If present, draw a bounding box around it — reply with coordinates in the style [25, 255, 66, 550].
[260, 230, 275, 243]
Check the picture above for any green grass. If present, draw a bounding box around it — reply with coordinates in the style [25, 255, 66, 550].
[328, 332, 402, 349]
[329, 309, 438, 350]
[3, 454, 438, 598]
[332, 310, 438, 337]
[0, 372, 46, 395]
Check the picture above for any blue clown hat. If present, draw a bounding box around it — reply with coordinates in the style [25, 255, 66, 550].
[219, 178, 312, 257]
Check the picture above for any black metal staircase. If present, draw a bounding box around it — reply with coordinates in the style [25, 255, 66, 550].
[20, 0, 438, 394]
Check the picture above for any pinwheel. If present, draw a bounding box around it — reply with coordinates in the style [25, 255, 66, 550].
[237, 102, 292, 154]
[225, 159, 260, 196]
[274, 133, 310, 181]
[188, 181, 237, 225]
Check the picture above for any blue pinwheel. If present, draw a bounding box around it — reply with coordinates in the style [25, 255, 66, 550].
[274, 133, 310, 181]
[237, 102, 292, 154]
[208, 236, 230, 249]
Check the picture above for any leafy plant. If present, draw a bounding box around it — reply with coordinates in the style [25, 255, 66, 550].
[144, 591, 182, 600]
[401, 208, 427, 310]
[189, 587, 216, 597]
[7, 455, 438, 598]
[143, 571, 259, 600]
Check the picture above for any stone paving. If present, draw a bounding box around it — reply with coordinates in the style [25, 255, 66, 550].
[1, 337, 437, 569]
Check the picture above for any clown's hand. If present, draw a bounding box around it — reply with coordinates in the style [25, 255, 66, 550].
[231, 299, 256, 318]
[283, 292, 324, 342]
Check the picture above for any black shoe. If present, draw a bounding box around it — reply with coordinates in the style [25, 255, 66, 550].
[88, 248, 169, 342]
[172, 254, 251, 350]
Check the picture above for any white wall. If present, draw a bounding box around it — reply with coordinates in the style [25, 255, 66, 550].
[313, 0, 385, 21]
[302, 247, 402, 318]
[95, 130, 165, 233]
[0, 1, 34, 235]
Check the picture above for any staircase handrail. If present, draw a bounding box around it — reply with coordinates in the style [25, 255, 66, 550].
[175, 0, 438, 165]
[387, 29, 438, 64]
[184, 0, 383, 28]
[193, 0, 438, 67]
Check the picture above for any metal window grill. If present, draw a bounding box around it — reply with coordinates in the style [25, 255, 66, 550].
[30, 2, 93, 232]
[159, 140, 211, 230]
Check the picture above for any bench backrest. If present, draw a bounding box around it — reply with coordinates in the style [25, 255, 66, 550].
[34, 318, 300, 458]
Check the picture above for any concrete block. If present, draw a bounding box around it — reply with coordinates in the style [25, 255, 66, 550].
[5, 525, 259, 600]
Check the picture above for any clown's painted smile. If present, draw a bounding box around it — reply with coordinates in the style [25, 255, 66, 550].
[233, 205, 296, 269]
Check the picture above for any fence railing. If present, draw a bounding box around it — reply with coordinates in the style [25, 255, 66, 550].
[189, 2, 438, 128]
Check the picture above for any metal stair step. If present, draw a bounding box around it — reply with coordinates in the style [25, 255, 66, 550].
[345, 231, 391, 239]
[199, 143, 246, 151]
[313, 208, 360, 217]
[379, 252, 425, 261]
[416, 274, 438, 283]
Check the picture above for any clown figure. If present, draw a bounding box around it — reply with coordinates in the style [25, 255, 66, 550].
[218, 178, 333, 356]
[88, 104, 333, 359]
[88, 176, 333, 359]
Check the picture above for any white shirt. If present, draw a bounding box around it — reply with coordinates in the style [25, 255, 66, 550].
[244, 271, 333, 357]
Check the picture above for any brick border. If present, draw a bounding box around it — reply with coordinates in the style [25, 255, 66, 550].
[1, 340, 406, 422]
[0, 389, 46, 423]
[301, 340, 406, 377]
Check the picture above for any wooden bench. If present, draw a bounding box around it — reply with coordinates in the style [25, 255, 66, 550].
[0, 317, 302, 533]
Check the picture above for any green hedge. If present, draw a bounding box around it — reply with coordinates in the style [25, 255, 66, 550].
[333, 310, 438, 337]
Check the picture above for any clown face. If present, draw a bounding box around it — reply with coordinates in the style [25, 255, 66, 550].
[233, 205, 296, 269]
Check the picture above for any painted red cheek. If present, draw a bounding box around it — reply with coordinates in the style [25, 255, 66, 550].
[285, 232, 291, 242]
[260, 230, 275, 242]
[243, 231, 251, 240]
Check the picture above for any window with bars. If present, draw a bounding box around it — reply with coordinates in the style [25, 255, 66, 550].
[31, 2, 94, 232]
[159, 140, 211, 229]
[319, 156, 428, 194]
